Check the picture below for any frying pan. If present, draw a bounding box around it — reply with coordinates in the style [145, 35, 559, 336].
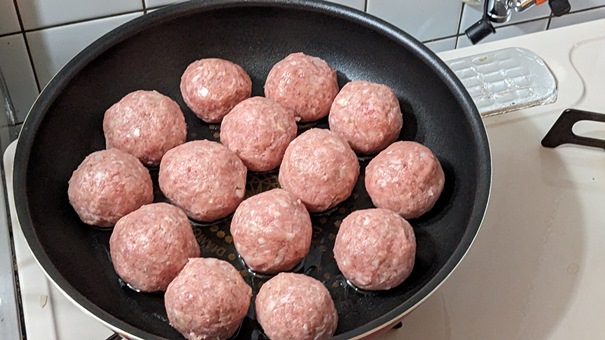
[13, 0, 491, 339]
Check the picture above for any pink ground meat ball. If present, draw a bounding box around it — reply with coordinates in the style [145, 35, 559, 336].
[256, 273, 338, 340]
[220, 97, 297, 172]
[333, 208, 416, 291]
[180, 58, 252, 123]
[165, 258, 252, 340]
[264, 52, 339, 122]
[109, 203, 199, 292]
[365, 141, 445, 219]
[278, 128, 359, 213]
[158, 140, 247, 222]
[329, 81, 403, 154]
[230, 188, 312, 274]
[67, 148, 153, 227]
[103, 90, 187, 167]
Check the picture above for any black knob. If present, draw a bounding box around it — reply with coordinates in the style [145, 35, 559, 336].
[549, 0, 571, 16]
[465, 18, 496, 45]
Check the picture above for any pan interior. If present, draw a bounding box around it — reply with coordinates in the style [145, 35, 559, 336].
[15, 1, 489, 339]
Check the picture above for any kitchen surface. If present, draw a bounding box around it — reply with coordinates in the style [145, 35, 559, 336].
[1, 0, 605, 339]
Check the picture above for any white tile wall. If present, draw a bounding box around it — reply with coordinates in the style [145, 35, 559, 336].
[325, 0, 365, 11]
[0, 34, 38, 122]
[425, 37, 458, 53]
[550, 5, 605, 28]
[144, 0, 366, 11]
[568, 0, 605, 11]
[17, 0, 143, 29]
[457, 18, 549, 48]
[367, 0, 463, 41]
[145, 0, 186, 9]
[0, 2, 21, 35]
[27, 12, 143, 89]
[1, 0, 605, 124]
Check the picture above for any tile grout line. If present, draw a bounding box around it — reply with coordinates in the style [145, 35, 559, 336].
[455, 3, 466, 49]
[12, 9, 145, 35]
[0, 31, 22, 39]
[363, 0, 368, 13]
[5, 5, 26, 336]
[11, 0, 41, 93]
[424, 12, 557, 46]
[4, 3, 604, 39]
[569, 3, 605, 14]
[3, 2, 604, 65]
[449, 2, 605, 44]
[422, 34, 459, 44]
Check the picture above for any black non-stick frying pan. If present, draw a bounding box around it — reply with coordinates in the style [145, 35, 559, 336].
[13, 1, 491, 339]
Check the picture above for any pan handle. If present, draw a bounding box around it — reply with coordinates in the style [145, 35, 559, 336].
[541, 108, 605, 150]
[105, 333, 122, 340]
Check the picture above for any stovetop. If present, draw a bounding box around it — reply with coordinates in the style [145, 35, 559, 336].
[3, 18, 605, 340]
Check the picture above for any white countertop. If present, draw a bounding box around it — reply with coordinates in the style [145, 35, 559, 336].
[383, 17, 605, 340]
[6, 18, 605, 340]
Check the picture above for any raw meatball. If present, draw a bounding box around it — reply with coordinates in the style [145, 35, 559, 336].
[103, 90, 187, 166]
[180, 58, 252, 123]
[67, 148, 153, 227]
[109, 203, 199, 292]
[256, 273, 338, 340]
[365, 141, 445, 219]
[329, 81, 403, 154]
[333, 208, 416, 291]
[279, 128, 359, 212]
[264, 52, 339, 122]
[220, 97, 297, 172]
[231, 189, 312, 274]
[165, 258, 252, 340]
[159, 140, 247, 222]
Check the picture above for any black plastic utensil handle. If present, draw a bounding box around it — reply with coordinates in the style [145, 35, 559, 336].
[541, 108, 605, 150]
[549, 0, 571, 16]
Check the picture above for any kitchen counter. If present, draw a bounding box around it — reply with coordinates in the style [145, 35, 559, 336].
[5, 17, 605, 340]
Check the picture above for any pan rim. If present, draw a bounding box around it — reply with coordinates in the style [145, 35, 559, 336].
[13, 0, 491, 339]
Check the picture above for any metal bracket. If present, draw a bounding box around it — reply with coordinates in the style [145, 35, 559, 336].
[541, 109, 605, 150]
